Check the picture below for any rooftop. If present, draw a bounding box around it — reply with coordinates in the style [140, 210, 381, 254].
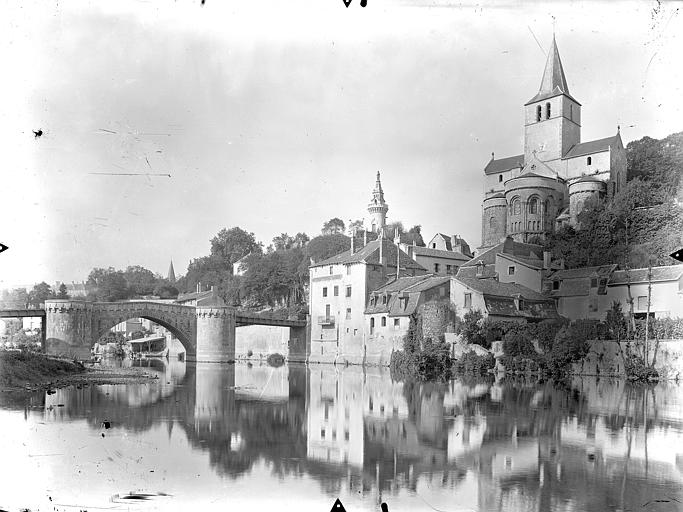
[563, 134, 620, 159]
[484, 154, 525, 175]
[311, 238, 426, 272]
[464, 238, 544, 267]
[609, 265, 683, 285]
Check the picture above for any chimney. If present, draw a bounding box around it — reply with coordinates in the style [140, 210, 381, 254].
[503, 236, 514, 254]
[350, 233, 355, 254]
[476, 260, 485, 277]
[197, 282, 201, 293]
[310, 257, 316, 266]
[395, 229, 401, 280]
[211, 285, 215, 292]
[363, 230, 368, 246]
[543, 251, 552, 270]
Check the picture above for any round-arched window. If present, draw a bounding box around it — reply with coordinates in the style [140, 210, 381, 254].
[489, 217, 496, 228]
[529, 197, 539, 214]
[510, 198, 521, 216]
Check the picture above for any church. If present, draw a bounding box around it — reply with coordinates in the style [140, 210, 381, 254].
[479, 35, 627, 251]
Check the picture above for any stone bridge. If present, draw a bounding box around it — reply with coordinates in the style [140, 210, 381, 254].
[42, 300, 309, 363]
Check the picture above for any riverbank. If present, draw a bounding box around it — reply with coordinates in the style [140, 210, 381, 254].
[0, 351, 161, 392]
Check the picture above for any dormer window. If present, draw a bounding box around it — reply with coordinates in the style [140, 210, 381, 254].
[518, 299, 525, 311]
[587, 156, 592, 166]
[536, 105, 542, 122]
[590, 278, 598, 288]
[382, 295, 387, 305]
[546, 102, 551, 119]
[499, 175, 503, 183]
[553, 280, 560, 290]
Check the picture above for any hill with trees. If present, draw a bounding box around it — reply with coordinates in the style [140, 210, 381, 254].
[543, 131, 683, 268]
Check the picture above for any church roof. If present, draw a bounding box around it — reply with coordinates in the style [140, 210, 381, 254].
[465, 238, 543, 267]
[484, 154, 525, 175]
[563, 135, 619, 159]
[525, 35, 580, 106]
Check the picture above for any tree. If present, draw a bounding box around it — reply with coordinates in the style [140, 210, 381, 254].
[28, 282, 54, 308]
[347, 220, 364, 236]
[88, 269, 129, 302]
[56, 283, 69, 299]
[321, 218, 345, 236]
[272, 233, 295, 251]
[123, 265, 157, 296]
[306, 234, 351, 263]
[153, 282, 179, 299]
[210, 227, 262, 266]
[292, 232, 310, 249]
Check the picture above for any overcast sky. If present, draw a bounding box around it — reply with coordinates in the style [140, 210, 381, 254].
[0, 0, 681, 289]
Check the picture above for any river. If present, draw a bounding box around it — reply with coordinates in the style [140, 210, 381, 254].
[1, 360, 682, 512]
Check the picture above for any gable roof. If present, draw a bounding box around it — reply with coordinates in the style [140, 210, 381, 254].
[365, 275, 450, 316]
[411, 246, 471, 262]
[464, 238, 544, 268]
[563, 135, 618, 159]
[548, 264, 618, 297]
[549, 264, 617, 280]
[311, 238, 426, 272]
[484, 154, 525, 175]
[455, 276, 550, 302]
[609, 266, 683, 286]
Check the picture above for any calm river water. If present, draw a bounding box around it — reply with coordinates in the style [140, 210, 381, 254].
[1, 360, 682, 512]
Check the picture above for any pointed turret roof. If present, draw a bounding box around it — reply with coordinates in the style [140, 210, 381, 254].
[167, 260, 176, 283]
[526, 35, 580, 105]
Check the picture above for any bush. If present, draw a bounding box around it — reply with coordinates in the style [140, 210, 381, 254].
[543, 325, 590, 376]
[452, 351, 495, 374]
[499, 355, 541, 374]
[623, 354, 659, 381]
[266, 353, 285, 367]
[502, 330, 536, 358]
[461, 310, 486, 346]
[390, 337, 453, 382]
[247, 349, 253, 357]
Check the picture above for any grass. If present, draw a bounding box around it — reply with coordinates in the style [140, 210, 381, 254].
[0, 351, 85, 389]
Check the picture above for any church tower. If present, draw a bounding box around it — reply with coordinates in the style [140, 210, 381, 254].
[367, 172, 388, 234]
[524, 35, 581, 167]
[167, 260, 176, 283]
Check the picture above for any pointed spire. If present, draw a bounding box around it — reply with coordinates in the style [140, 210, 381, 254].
[539, 35, 569, 96]
[167, 260, 176, 283]
[526, 34, 578, 105]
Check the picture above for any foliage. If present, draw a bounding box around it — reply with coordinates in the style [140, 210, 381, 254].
[543, 325, 591, 376]
[87, 268, 129, 302]
[123, 265, 157, 296]
[604, 301, 628, 342]
[11, 329, 42, 351]
[266, 353, 285, 367]
[543, 132, 683, 268]
[460, 309, 486, 346]
[502, 330, 537, 358]
[623, 353, 659, 381]
[56, 283, 69, 299]
[321, 218, 345, 235]
[210, 227, 262, 266]
[28, 282, 54, 308]
[1, 288, 29, 307]
[306, 234, 351, 264]
[390, 314, 453, 381]
[153, 282, 179, 299]
[452, 351, 495, 374]
[634, 316, 683, 340]
[131, 331, 145, 340]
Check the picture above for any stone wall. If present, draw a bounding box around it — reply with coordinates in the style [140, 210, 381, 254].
[573, 339, 683, 380]
[235, 325, 290, 360]
[420, 300, 456, 343]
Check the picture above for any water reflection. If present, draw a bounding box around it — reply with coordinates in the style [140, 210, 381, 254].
[1, 362, 682, 511]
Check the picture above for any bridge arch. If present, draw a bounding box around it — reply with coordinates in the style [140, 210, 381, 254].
[91, 302, 197, 358]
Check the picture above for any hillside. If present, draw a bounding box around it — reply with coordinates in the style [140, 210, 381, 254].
[544, 131, 683, 268]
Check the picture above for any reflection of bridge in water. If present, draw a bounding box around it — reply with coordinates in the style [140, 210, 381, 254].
[35, 363, 683, 510]
[0, 300, 309, 362]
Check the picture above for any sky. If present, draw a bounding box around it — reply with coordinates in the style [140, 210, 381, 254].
[0, 0, 681, 289]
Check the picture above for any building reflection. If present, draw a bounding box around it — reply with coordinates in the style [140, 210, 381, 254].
[24, 362, 683, 511]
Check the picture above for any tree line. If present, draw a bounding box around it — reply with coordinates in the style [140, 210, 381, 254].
[543, 131, 683, 268]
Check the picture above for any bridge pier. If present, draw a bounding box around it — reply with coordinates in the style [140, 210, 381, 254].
[194, 306, 236, 363]
[288, 315, 310, 363]
[45, 300, 93, 360]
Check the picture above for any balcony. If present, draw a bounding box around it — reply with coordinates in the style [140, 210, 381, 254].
[318, 316, 335, 326]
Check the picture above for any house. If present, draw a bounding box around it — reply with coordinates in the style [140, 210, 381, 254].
[232, 254, 251, 277]
[451, 275, 559, 323]
[53, 281, 88, 298]
[176, 284, 225, 307]
[364, 275, 451, 363]
[308, 235, 427, 365]
[548, 264, 683, 320]
[400, 234, 472, 276]
[458, 237, 556, 293]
